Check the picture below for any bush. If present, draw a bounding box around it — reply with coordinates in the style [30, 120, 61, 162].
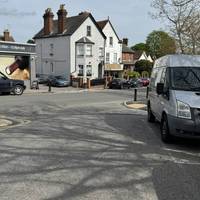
[127, 71, 141, 78]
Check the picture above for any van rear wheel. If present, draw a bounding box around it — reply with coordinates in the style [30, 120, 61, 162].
[161, 114, 172, 143]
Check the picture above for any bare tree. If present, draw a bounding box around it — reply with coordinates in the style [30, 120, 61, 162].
[151, 0, 200, 54]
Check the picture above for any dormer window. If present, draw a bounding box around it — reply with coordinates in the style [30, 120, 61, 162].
[87, 26, 91, 37]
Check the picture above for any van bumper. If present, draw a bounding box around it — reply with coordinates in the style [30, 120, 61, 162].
[168, 115, 200, 138]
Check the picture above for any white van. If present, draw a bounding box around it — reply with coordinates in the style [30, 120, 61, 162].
[148, 54, 200, 143]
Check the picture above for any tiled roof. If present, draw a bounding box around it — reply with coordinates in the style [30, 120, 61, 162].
[34, 13, 106, 39]
[97, 20, 109, 30]
[122, 44, 135, 53]
[76, 37, 94, 44]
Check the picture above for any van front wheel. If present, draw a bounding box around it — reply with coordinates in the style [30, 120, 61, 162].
[161, 114, 172, 143]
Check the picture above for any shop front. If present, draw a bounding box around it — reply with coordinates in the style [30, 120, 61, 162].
[0, 41, 36, 88]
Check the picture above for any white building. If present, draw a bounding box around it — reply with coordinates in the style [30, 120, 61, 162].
[97, 19, 123, 78]
[34, 5, 106, 82]
[138, 51, 153, 62]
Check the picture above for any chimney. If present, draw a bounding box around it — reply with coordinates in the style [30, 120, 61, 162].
[43, 8, 54, 35]
[4, 29, 10, 41]
[123, 38, 128, 46]
[57, 4, 67, 34]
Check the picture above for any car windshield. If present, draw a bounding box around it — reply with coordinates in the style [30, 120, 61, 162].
[171, 67, 200, 91]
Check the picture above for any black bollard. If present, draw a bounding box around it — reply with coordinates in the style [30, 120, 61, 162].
[48, 81, 52, 92]
[134, 89, 137, 101]
[146, 87, 149, 99]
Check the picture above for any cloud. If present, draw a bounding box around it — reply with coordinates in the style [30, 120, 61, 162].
[0, 8, 36, 17]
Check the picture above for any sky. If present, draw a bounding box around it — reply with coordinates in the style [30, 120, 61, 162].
[0, 0, 164, 47]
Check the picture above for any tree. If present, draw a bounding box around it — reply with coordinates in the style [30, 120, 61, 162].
[27, 39, 35, 44]
[151, 0, 200, 54]
[131, 43, 148, 52]
[134, 60, 153, 75]
[146, 31, 176, 58]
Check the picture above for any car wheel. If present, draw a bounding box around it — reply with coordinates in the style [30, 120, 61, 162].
[13, 85, 24, 95]
[160, 114, 172, 143]
[147, 103, 155, 123]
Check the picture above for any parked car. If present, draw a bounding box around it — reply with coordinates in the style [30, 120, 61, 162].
[148, 54, 200, 143]
[0, 71, 26, 95]
[47, 75, 70, 87]
[129, 78, 142, 88]
[139, 78, 150, 86]
[109, 78, 131, 89]
[36, 74, 49, 84]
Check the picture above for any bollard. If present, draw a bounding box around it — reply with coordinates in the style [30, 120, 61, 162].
[146, 87, 149, 99]
[134, 88, 137, 101]
[48, 81, 52, 92]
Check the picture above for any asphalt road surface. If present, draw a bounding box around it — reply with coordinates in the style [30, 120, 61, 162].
[0, 90, 200, 200]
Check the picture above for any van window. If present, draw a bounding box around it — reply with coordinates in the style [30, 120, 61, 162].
[171, 67, 200, 91]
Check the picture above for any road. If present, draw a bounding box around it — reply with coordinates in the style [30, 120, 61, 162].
[0, 90, 200, 200]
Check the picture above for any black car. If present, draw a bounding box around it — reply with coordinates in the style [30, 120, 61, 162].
[0, 72, 26, 95]
[47, 75, 70, 87]
[109, 78, 131, 89]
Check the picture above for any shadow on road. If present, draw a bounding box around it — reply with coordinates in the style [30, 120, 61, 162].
[0, 104, 200, 199]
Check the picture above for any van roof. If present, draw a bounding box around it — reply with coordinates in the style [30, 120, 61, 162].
[154, 54, 200, 68]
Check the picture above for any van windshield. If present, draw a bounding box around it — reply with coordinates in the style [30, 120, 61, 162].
[171, 67, 200, 91]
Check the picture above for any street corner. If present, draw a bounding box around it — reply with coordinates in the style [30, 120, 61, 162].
[124, 101, 147, 111]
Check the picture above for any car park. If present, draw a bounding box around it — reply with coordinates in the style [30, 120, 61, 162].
[47, 75, 70, 87]
[0, 71, 26, 95]
[148, 54, 200, 143]
[109, 78, 131, 89]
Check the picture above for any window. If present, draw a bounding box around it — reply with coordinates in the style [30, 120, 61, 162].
[87, 26, 91, 36]
[99, 47, 104, 57]
[77, 44, 84, 56]
[109, 37, 113, 47]
[86, 45, 92, 56]
[49, 44, 54, 56]
[78, 65, 83, 76]
[114, 53, 117, 63]
[51, 63, 54, 73]
[87, 65, 92, 76]
[106, 53, 110, 63]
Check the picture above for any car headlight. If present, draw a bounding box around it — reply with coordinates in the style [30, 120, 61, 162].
[177, 100, 191, 119]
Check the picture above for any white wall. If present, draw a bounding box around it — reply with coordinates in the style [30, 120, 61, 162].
[103, 22, 122, 64]
[35, 36, 71, 79]
[71, 17, 105, 79]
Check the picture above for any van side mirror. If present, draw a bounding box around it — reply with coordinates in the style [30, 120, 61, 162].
[156, 83, 164, 95]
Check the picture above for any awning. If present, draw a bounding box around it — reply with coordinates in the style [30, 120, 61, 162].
[105, 64, 123, 71]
